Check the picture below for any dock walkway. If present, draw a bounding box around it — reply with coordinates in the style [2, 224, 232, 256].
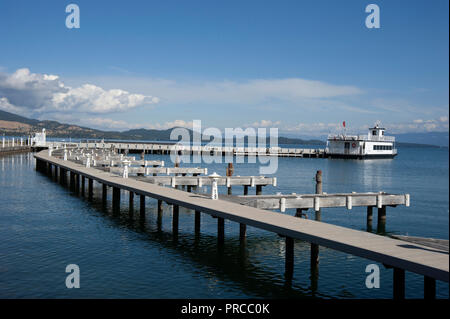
[34, 151, 449, 298]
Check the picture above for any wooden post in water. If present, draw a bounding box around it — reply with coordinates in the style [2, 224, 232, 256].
[102, 183, 107, 204]
[424, 276, 436, 299]
[239, 224, 247, 242]
[377, 205, 386, 233]
[393, 267, 405, 299]
[140, 195, 145, 218]
[218, 217, 225, 244]
[311, 170, 322, 275]
[70, 171, 75, 190]
[256, 185, 262, 195]
[240, 185, 249, 241]
[88, 178, 93, 200]
[172, 204, 179, 234]
[112, 187, 120, 212]
[195, 210, 201, 234]
[81, 176, 85, 196]
[129, 191, 134, 212]
[367, 206, 373, 231]
[75, 173, 80, 194]
[285, 237, 294, 279]
[226, 163, 234, 195]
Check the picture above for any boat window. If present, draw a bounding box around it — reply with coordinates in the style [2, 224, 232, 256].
[372, 130, 377, 135]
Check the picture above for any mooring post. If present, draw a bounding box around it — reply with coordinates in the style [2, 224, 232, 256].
[112, 187, 120, 212]
[285, 237, 294, 278]
[424, 276, 436, 299]
[172, 204, 179, 234]
[140, 195, 145, 218]
[218, 217, 225, 244]
[195, 210, 201, 233]
[393, 267, 405, 299]
[129, 191, 134, 212]
[226, 163, 234, 195]
[367, 206, 373, 231]
[311, 170, 322, 272]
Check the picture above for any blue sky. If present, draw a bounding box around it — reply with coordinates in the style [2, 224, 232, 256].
[0, 0, 448, 136]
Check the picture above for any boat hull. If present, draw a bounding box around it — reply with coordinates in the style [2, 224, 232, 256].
[325, 153, 397, 159]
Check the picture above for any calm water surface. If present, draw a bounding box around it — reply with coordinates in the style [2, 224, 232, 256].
[0, 147, 448, 298]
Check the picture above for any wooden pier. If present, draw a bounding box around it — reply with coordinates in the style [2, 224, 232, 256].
[48, 141, 327, 158]
[34, 150, 449, 298]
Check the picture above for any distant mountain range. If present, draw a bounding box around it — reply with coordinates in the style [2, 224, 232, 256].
[0, 109, 447, 148]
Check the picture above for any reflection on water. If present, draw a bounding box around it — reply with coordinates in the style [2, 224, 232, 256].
[0, 150, 448, 298]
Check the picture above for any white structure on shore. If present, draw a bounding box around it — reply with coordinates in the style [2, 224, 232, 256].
[31, 128, 47, 147]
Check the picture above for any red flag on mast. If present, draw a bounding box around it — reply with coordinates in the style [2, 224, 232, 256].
[343, 121, 346, 128]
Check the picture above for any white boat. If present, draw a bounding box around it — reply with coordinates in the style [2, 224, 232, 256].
[325, 123, 397, 159]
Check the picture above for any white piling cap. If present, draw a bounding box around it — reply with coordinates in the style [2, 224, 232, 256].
[209, 172, 221, 178]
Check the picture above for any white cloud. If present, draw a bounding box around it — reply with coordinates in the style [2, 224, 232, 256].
[249, 120, 281, 127]
[0, 68, 159, 116]
[82, 117, 193, 131]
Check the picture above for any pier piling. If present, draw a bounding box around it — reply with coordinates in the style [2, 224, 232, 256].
[112, 187, 120, 212]
[424, 276, 436, 299]
[140, 195, 145, 217]
[195, 210, 201, 233]
[393, 267, 405, 299]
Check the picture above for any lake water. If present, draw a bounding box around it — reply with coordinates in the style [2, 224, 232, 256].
[0, 147, 448, 298]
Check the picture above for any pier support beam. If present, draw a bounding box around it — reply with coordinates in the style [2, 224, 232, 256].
[140, 195, 145, 218]
[112, 187, 120, 212]
[102, 183, 107, 204]
[172, 204, 179, 234]
[424, 276, 436, 299]
[81, 176, 85, 196]
[311, 170, 322, 273]
[377, 205, 386, 233]
[88, 178, 93, 200]
[70, 172, 75, 190]
[285, 237, 294, 278]
[129, 191, 134, 212]
[367, 206, 373, 231]
[239, 223, 246, 242]
[393, 267, 405, 300]
[195, 210, 201, 234]
[75, 173, 80, 194]
[256, 185, 262, 195]
[218, 217, 225, 244]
